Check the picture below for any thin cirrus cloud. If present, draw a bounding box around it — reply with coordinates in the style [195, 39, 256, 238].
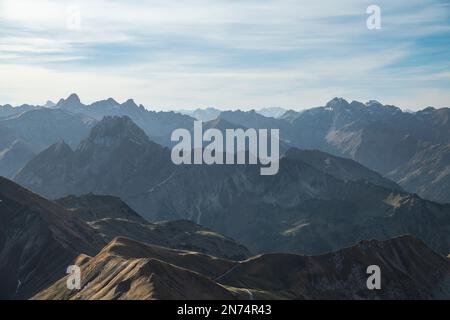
[0, 0, 449, 110]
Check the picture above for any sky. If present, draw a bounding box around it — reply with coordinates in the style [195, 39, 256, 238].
[0, 0, 449, 110]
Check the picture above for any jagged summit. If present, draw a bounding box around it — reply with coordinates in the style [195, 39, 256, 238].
[56, 93, 83, 109]
[122, 98, 138, 107]
[80, 116, 150, 149]
[107, 97, 119, 104]
[67, 93, 81, 103]
[91, 97, 120, 107]
[15, 115, 174, 200]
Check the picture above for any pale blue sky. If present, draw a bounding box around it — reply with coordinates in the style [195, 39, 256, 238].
[0, 0, 449, 110]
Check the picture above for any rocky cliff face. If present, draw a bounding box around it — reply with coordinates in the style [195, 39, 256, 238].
[387, 142, 450, 203]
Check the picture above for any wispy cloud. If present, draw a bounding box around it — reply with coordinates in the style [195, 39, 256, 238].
[0, 0, 449, 109]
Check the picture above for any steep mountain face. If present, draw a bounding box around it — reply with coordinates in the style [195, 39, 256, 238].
[220, 99, 450, 202]
[268, 99, 445, 169]
[33, 236, 450, 300]
[15, 116, 175, 199]
[387, 143, 450, 203]
[0, 177, 251, 299]
[15, 116, 450, 256]
[0, 177, 102, 299]
[0, 140, 36, 178]
[55, 94, 195, 146]
[285, 148, 402, 191]
[0, 108, 96, 178]
[135, 157, 450, 256]
[5, 95, 449, 201]
[12, 141, 76, 197]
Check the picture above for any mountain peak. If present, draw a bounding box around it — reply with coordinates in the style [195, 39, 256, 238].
[122, 99, 138, 109]
[326, 97, 349, 109]
[57, 93, 83, 109]
[81, 116, 150, 148]
[90, 97, 120, 109]
[44, 100, 56, 108]
[66, 93, 81, 104]
[106, 97, 118, 104]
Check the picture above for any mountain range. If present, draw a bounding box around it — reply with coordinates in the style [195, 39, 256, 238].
[55, 94, 194, 147]
[3, 94, 449, 202]
[2, 94, 450, 300]
[2, 174, 449, 300]
[0, 177, 250, 299]
[15, 116, 450, 257]
[177, 107, 288, 121]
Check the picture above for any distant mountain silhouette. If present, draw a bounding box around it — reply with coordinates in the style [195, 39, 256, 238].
[256, 107, 288, 118]
[177, 107, 222, 122]
[4, 95, 449, 201]
[54, 93, 195, 146]
[0, 108, 96, 178]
